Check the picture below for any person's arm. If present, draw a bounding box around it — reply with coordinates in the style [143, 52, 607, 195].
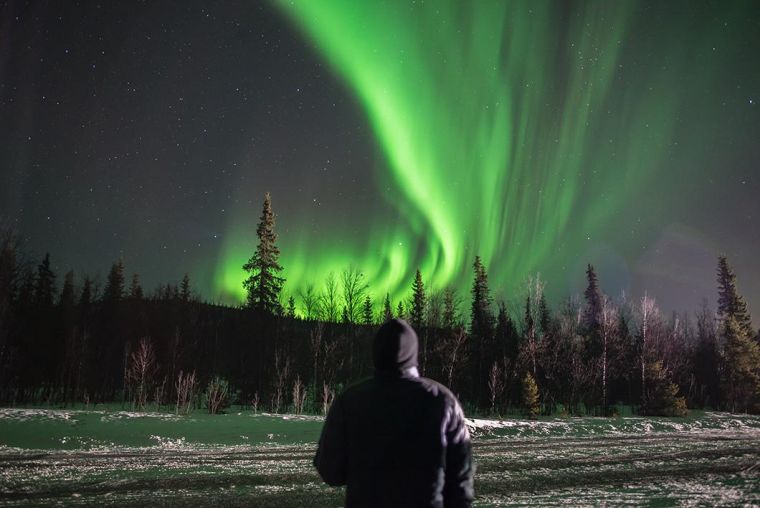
[313, 395, 348, 486]
[443, 400, 475, 508]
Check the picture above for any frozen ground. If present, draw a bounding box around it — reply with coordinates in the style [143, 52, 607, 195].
[0, 409, 758, 506]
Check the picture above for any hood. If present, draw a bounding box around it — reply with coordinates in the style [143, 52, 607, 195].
[373, 319, 419, 373]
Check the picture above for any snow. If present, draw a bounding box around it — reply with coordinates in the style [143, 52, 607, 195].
[1, 409, 758, 505]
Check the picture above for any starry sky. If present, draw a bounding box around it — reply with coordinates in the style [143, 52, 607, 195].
[1, 0, 759, 320]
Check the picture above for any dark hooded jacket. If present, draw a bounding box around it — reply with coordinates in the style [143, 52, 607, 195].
[314, 319, 474, 507]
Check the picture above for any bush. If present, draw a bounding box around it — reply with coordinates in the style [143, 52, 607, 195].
[522, 372, 540, 419]
[204, 376, 230, 415]
[641, 361, 688, 417]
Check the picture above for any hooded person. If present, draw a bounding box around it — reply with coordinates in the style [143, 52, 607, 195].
[314, 319, 474, 507]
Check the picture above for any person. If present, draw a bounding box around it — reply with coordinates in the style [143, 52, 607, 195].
[314, 318, 474, 507]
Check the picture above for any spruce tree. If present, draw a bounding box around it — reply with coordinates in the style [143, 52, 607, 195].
[496, 301, 519, 362]
[362, 294, 373, 325]
[287, 296, 296, 318]
[641, 361, 688, 417]
[538, 293, 551, 337]
[471, 256, 494, 407]
[103, 260, 125, 302]
[382, 293, 393, 322]
[410, 268, 426, 328]
[396, 301, 405, 320]
[34, 253, 56, 307]
[716, 256, 754, 340]
[582, 264, 602, 334]
[470, 256, 493, 338]
[59, 270, 75, 307]
[443, 287, 457, 330]
[180, 274, 191, 302]
[79, 276, 93, 306]
[522, 372, 540, 419]
[524, 296, 534, 340]
[722, 316, 760, 413]
[243, 193, 285, 314]
[129, 274, 143, 300]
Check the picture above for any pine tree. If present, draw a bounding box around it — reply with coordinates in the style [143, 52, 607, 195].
[583, 264, 602, 334]
[716, 256, 754, 340]
[470, 256, 493, 337]
[243, 192, 285, 314]
[443, 287, 457, 330]
[180, 273, 191, 302]
[524, 296, 534, 338]
[382, 293, 393, 322]
[471, 256, 494, 406]
[522, 372, 540, 419]
[396, 301, 405, 320]
[59, 270, 76, 308]
[79, 276, 93, 306]
[496, 301, 519, 361]
[103, 260, 125, 302]
[362, 294, 373, 325]
[641, 361, 688, 417]
[410, 268, 426, 328]
[722, 316, 760, 413]
[129, 274, 143, 300]
[34, 253, 56, 307]
[287, 296, 297, 318]
[538, 293, 551, 337]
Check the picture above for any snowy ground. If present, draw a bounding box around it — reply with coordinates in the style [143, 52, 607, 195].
[0, 409, 758, 506]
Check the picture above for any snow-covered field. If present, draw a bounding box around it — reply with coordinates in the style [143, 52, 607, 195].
[0, 409, 758, 506]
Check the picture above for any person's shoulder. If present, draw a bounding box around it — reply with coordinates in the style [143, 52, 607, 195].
[416, 376, 461, 404]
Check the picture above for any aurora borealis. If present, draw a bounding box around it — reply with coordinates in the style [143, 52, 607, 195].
[1, 1, 759, 315]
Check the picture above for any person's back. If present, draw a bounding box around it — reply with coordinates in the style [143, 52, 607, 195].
[314, 319, 474, 507]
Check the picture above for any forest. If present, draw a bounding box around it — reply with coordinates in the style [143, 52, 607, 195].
[1, 195, 759, 417]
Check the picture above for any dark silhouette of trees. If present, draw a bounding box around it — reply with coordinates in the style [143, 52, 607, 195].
[103, 260, 125, 302]
[180, 274, 192, 302]
[470, 256, 493, 406]
[362, 295, 373, 325]
[299, 284, 318, 320]
[582, 264, 602, 334]
[0, 212, 757, 417]
[129, 274, 143, 300]
[243, 192, 284, 314]
[34, 253, 56, 308]
[410, 268, 425, 328]
[340, 266, 367, 324]
[382, 292, 393, 322]
[320, 272, 339, 322]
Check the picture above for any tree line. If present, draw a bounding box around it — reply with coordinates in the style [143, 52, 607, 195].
[0, 193, 758, 416]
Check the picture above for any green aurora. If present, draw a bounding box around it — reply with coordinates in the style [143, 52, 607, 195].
[213, 1, 757, 309]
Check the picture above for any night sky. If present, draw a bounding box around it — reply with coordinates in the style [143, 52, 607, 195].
[1, 1, 759, 319]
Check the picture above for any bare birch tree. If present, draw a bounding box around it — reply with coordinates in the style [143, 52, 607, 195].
[126, 337, 158, 411]
[292, 375, 306, 414]
[272, 350, 291, 413]
[340, 265, 368, 324]
[487, 361, 505, 415]
[639, 293, 657, 400]
[599, 295, 618, 413]
[438, 326, 468, 390]
[175, 370, 197, 415]
[319, 272, 339, 322]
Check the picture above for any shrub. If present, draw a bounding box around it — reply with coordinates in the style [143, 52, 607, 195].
[205, 376, 230, 415]
[642, 361, 688, 417]
[522, 372, 540, 419]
